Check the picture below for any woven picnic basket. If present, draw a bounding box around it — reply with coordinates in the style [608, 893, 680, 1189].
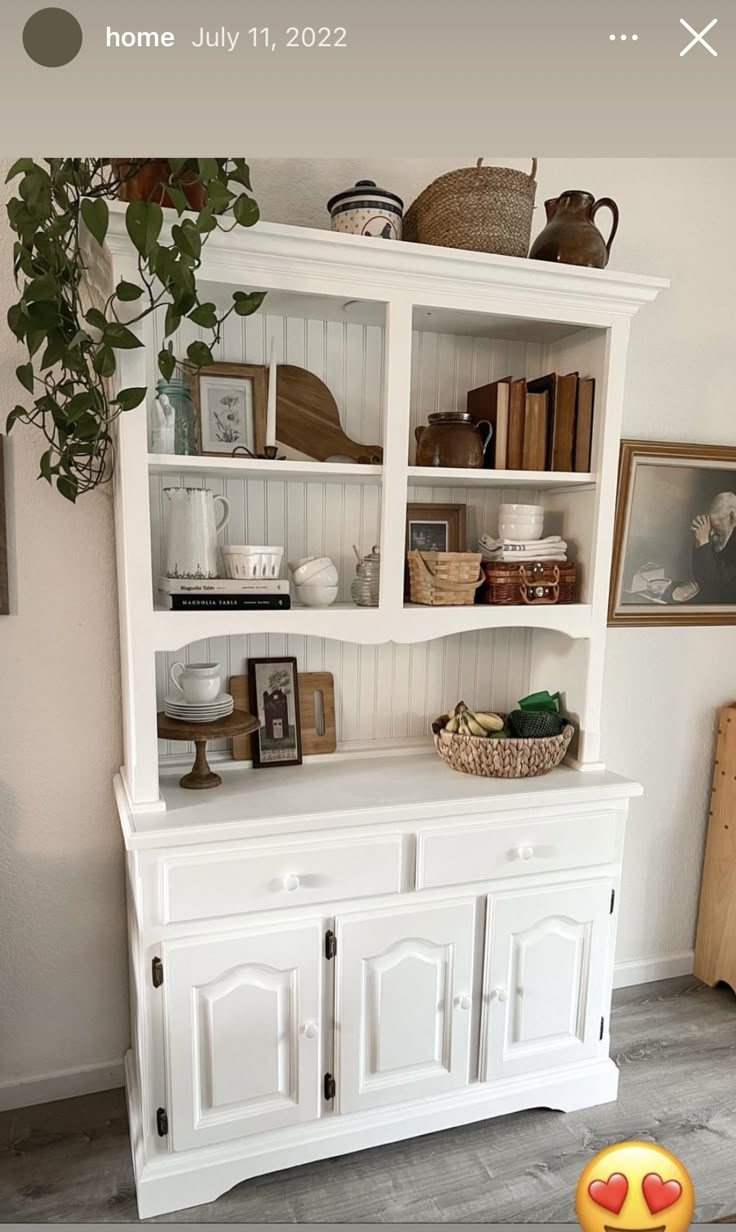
[480, 560, 577, 605]
[403, 159, 538, 257]
[433, 718, 574, 779]
[408, 550, 483, 606]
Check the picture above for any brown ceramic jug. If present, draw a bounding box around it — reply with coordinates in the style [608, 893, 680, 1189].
[529, 190, 619, 268]
[415, 412, 492, 468]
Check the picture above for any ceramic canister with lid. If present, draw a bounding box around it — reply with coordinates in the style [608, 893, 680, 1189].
[327, 180, 403, 240]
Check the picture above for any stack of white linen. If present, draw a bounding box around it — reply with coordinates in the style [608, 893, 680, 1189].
[479, 533, 568, 563]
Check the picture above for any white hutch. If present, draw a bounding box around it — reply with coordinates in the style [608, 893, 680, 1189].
[106, 209, 666, 1217]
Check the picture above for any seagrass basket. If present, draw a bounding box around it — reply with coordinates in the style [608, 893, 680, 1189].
[408, 550, 483, 606]
[403, 159, 537, 257]
[433, 718, 574, 779]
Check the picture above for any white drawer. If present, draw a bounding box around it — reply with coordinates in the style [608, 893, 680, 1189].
[161, 834, 405, 924]
[417, 811, 620, 890]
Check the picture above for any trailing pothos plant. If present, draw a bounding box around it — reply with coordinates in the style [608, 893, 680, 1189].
[5, 158, 265, 501]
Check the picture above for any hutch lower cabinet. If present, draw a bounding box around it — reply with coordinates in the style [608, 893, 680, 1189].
[119, 757, 639, 1218]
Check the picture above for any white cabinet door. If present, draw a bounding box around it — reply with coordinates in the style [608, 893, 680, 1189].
[163, 921, 322, 1150]
[482, 882, 612, 1081]
[336, 900, 475, 1114]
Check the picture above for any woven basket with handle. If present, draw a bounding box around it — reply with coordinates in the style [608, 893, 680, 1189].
[403, 159, 538, 257]
[408, 550, 483, 606]
[433, 718, 574, 778]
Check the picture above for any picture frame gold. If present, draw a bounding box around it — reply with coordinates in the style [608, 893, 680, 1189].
[609, 440, 736, 626]
[190, 362, 268, 457]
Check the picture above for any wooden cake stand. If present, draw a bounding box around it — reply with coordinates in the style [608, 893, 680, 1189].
[157, 710, 260, 790]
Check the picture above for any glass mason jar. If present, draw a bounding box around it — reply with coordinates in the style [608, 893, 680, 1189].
[156, 379, 197, 456]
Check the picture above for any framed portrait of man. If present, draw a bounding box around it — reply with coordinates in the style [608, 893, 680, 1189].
[609, 441, 736, 625]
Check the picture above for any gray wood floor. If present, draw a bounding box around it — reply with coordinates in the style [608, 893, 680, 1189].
[1, 976, 735, 1224]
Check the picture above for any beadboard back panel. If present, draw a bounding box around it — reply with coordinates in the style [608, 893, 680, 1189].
[157, 629, 532, 761]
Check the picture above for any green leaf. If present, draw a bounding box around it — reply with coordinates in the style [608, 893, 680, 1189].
[197, 158, 219, 182]
[39, 449, 54, 483]
[115, 280, 143, 302]
[233, 290, 266, 317]
[57, 475, 78, 503]
[65, 392, 95, 423]
[80, 197, 109, 247]
[186, 340, 214, 368]
[93, 345, 116, 377]
[25, 274, 57, 302]
[26, 328, 46, 357]
[233, 194, 259, 227]
[85, 307, 108, 331]
[113, 386, 147, 411]
[228, 160, 252, 191]
[16, 363, 34, 392]
[188, 302, 218, 328]
[166, 185, 189, 215]
[7, 304, 28, 339]
[6, 405, 27, 431]
[196, 207, 217, 234]
[102, 322, 143, 350]
[40, 334, 68, 369]
[125, 200, 163, 258]
[171, 221, 201, 260]
[158, 348, 176, 381]
[164, 304, 181, 338]
[73, 414, 101, 442]
[5, 158, 35, 182]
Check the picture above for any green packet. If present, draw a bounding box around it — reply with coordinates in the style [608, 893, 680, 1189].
[518, 690, 560, 714]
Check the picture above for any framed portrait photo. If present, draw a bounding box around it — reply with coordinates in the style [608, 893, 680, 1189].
[609, 440, 736, 626]
[247, 656, 302, 768]
[191, 362, 268, 457]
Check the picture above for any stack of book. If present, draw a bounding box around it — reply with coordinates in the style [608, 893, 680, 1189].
[466, 372, 595, 473]
[157, 577, 291, 611]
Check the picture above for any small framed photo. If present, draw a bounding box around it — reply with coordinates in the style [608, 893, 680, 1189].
[191, 362, 268, 457]
[609, 440, 736, 626]
[405, 502, 467, 596]
[248, 656, 302, 768]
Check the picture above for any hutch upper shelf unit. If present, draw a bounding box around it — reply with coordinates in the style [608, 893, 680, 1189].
[106, 209, 666, 1218]
[106, 211, 666, 809]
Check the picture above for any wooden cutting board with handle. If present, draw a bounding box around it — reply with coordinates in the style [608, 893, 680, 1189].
[277, 365, 383, 464]
[230, 671, 337, 760]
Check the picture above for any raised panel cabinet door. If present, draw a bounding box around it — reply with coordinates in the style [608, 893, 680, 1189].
[163, 921, 322, 1150]
[482, 882, 612, 1081]
[335, 900, 475, 1114]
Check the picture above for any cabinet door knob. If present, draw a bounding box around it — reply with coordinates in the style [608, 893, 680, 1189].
[282, 873, 301, 891]
[302, 1021, 318, 1040]
[492, 987, 508, 1003]
[456, 994, 471, 1010]
[517, 845, 534, 861]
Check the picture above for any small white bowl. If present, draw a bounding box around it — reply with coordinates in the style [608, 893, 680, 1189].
[295, 583, 339, 608]
[289, 556, 334, 585]
[299, 563, 339, 587]
[498, 520, 544, 542]
[499, 503, 544, 517]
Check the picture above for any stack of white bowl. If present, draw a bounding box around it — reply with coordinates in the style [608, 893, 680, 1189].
[289, 556, 339, 607]
[497, 503, 544, 541]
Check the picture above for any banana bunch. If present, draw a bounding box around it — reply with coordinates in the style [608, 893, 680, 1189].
[444, 700, 505, 738]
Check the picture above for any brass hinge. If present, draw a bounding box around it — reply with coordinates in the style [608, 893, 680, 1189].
[151, 957, 164, 988]
[156, 1107, 168, 1137]
[600, 1016, 605, 1041]
[610, 889, 616, 914]
[325, 930, 337, 959]
[324, 1072, 336, 1101]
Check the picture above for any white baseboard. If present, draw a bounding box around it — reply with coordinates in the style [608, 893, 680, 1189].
[613, 950, 694, 989]
[0, 1058, 125, 1112]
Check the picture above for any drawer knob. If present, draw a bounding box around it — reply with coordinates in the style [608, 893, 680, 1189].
[456, 994, 471, 1011]
[491, 987, 508, 1003]
[302, 1021, 318, 1040]
[282, 873, 301, 892]
[517, 845, 534, 861]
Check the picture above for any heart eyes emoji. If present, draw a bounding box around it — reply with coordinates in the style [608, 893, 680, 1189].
[588, 1174, 629, 1215]
[642, 1174, 683, 1214]
[588, 1172, 684, 1216]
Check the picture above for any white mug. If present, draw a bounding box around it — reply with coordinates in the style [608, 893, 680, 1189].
[164, 487, 230, 580]
[170, 662, 221, 704]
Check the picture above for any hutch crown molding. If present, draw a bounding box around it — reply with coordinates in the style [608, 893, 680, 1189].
[107, 207, 666, 1216]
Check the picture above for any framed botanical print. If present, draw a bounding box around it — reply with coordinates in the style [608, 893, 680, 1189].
[609, 440, 736, 626]
[191, 362, 268, 457]
[247, 656, 302, 768]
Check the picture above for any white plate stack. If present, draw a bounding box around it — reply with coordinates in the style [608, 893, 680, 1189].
[164, 692, 235, 723]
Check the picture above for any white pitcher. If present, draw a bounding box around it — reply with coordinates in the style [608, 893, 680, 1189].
[164, 487, 230, 579]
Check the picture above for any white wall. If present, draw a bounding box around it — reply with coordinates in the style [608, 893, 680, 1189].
[0, 157, 733, 1104]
